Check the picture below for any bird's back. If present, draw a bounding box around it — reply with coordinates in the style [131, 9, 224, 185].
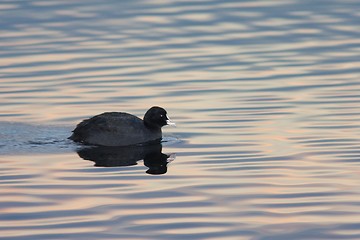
[69, 112, 161, 146]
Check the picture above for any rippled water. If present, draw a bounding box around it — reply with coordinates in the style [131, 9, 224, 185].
[1, 0, 360, 239]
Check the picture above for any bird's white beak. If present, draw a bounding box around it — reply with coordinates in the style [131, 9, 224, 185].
[167, 153, 176, 163]
[166, 115, 176, 127]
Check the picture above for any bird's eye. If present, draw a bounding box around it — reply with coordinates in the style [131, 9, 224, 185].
[160, 114, 164, 118]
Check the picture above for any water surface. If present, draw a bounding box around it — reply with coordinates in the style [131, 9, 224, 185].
[1, 0, 360, 239]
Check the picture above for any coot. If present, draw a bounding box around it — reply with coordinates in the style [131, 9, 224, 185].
[68, 106, 175, 146]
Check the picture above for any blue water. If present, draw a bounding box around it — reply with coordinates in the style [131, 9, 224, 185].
[1, 0, 360, 239]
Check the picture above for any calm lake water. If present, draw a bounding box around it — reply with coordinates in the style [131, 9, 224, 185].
[1, 0, 360, 239]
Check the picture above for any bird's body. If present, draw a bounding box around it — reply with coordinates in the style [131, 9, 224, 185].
[68, 107, 174, 146]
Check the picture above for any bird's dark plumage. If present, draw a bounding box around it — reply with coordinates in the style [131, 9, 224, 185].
[68, 106, 175, 146]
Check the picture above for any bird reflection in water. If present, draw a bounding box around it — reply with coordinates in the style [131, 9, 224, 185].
[76, 143, 175, 175]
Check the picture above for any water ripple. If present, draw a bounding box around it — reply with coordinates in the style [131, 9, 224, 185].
[1, 0, 360, 239]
